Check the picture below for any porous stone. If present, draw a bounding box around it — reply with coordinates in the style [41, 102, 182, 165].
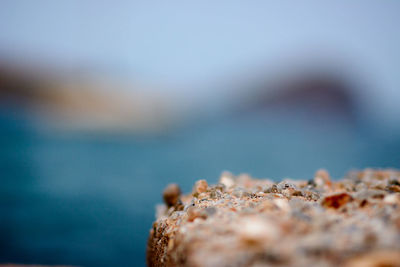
[148, 169, 400, 267]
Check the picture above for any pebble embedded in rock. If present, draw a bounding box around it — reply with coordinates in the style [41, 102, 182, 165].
[232, 187, 250, 198]
[187, 206, 207, 221]
[163, 183, 181, 207]
[273, 198, 290, 212]
[384, 194, 400, 204]
[314, 169, 332, 188]
[194, 180, 208, 194]
[321, 192, 353, 209]
[219, 171, 235, 188]
[239, 217, 278, 245]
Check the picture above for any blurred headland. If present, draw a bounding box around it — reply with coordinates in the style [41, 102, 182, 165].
[0, 56, 391, 137]
[0, 61, 177, 134]
[233, 68, 359, 126]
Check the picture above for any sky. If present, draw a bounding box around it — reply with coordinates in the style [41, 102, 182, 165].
[0, 1, 400, 120]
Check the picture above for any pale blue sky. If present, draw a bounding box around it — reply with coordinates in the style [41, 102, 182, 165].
[0, 1, 400, 119]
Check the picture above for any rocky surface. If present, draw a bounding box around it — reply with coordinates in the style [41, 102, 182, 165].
[147, 169, 400, 267]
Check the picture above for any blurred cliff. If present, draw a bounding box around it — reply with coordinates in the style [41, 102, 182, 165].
[0, 62, 176, 133]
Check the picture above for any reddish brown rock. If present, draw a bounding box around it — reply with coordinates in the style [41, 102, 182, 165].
[321, 192, 354, 209]
[162, 184, 181, 207]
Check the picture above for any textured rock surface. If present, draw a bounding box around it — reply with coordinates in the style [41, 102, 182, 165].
[147, 169, 400, 267]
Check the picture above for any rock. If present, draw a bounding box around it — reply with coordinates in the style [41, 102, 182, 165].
[232, 187, 250, 198]
[193, 180, 208, 194]
[314, 169, 332, 188]
[219, 171, 235, 188]
[238, 216, 278, 245]
[321, 192, 353, 209]
[273, 198, 290, 212]
[388, 185, 400, 192]
[148, 169, 400, 267]
[204, 207, 217, 216]
[344, 250, 400, 267]
[187, 206, 207, 221]
[163, 183, 181, 207]
[384, 194, 400, 205]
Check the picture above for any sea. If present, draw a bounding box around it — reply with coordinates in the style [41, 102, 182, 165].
[1, 110, 399, 266]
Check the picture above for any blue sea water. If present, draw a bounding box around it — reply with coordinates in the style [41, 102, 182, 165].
[1, 112, 399, 266]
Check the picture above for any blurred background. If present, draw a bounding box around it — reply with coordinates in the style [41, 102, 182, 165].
[1, 1, 400, 266]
